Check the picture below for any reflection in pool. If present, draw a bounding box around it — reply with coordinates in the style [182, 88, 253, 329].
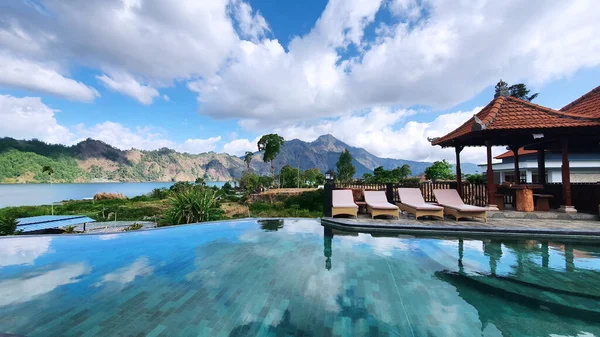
[1, 219, 599, 336]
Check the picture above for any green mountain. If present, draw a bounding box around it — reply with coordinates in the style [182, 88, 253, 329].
[0, 135, 480, 183]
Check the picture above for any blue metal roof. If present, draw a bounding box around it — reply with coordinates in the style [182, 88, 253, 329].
[16, 215, 96, 232]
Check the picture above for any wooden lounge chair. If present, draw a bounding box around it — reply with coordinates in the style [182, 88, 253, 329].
[433, 189, 487, 222]
[332, 190, 358, 218]
[363, 191, 399, 219]
[396, 188, 444, 220]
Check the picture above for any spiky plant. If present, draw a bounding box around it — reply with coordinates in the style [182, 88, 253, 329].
[167, 188, 220, 225]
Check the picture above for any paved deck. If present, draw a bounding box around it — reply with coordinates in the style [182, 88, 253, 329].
[322, 212, 600, 241]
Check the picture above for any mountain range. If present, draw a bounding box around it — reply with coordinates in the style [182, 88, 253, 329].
[0, 135, 479, 183]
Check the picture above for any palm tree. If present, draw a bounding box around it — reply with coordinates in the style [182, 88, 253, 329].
[244, 151, 253, 170]
[42, 165, 55, 215]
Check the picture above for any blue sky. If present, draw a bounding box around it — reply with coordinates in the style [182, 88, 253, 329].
[0, 0, 599, 164]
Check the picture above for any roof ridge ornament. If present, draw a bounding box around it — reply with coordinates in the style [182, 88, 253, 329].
[473, 115, 486, 130]
[494, 79, 509, 98]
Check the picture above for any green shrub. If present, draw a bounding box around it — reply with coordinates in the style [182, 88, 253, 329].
[167, 188, 221, 225]
[63, 225, 77, 233]
[149, 188, 170, 199]
[0, 216, 18, 236]
[124, 223, 143, 231]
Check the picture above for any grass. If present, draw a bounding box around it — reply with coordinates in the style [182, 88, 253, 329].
[0, 189, 325, 224]
[0, 198, 169, 222]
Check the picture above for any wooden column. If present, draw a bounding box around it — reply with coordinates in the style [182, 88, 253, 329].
[537, 149, 546, 185]
[486, 142, 497, 207]
[455, 146, 463, 197]
[510, 145, 521, 183]
[561, 138, 572, 206]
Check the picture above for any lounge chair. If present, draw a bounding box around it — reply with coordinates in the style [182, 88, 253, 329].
[363, 191, 399, 219]
[332, 190, 358, 218]
[433, 189, 487, 222]
[396, 188, 444, 220]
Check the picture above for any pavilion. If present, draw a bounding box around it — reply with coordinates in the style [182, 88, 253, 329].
[430, 81, 600, 213]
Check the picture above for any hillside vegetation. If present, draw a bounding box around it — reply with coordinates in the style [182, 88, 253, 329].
[0, 135, 480, 183]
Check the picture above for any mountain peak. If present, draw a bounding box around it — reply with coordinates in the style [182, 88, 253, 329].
[314, 134, 339, 143]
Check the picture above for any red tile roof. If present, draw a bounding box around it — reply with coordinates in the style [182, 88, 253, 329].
[560, 85, 600, 118]
[431, 95, 600, 146]
[494, 148, 538, 159]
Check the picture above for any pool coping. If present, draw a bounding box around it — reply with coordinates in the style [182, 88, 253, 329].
[320, 218, 600, 242]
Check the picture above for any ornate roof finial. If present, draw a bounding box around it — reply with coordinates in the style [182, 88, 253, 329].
[494, 79, 509, 98]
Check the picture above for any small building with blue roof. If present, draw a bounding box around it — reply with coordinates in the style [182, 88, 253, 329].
[16, 215, 96, 234]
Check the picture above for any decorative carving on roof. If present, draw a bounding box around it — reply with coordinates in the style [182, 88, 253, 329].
[494, 79, 509, 98]
[472, 115, 486, 131]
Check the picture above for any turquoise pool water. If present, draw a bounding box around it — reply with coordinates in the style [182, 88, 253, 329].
[1, 219, 599, 337]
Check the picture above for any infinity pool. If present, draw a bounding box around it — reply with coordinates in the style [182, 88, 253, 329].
[1, 219, 599, 336]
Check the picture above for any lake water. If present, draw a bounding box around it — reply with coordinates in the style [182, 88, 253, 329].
[0, 182, 226, 208]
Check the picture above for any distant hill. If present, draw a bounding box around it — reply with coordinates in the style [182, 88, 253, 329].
[0, 135, 480, 183]
[248, 134, 480, 178]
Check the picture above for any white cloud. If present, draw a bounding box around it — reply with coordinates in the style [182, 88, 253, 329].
[271, 106, 503, 164]
[0, 53, 99, 102]
[0, 263, 89, 307]
[162, 94, 170, 102]
[0, 237, 52, 268]
[96, 71, 159, 105]
[230, 0, 270, 41]
[222, 137, 260, 156]
[0, 94, 74, 144]
[189, 0, 600, 126]
[75, 121, 222, 154]
[95, 256, 153, 287]
[0, 0, 240, 99]
[179, 137, 222, 153]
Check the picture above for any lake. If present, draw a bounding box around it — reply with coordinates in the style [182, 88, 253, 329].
[0, 182, 226, 208]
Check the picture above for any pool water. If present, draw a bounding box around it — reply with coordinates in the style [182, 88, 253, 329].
[1, 219, 599, 337]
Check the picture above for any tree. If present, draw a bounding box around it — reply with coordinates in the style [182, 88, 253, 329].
[42, 165, 54, 177]
[336, 149, 356, 183]
[424, 160, 455, 181]
[244, 151, 253, 170]
[303, 168, 325, 187]
[257, 134, 285, 187]
[0, 216, 19, 236]
[363, 165, 412, 183]
[495, 80, 538, 102]
[280, 164, 300, 188]
[509, 83, 538, 102]
[465, 173, 486, 184]
[195, 177, 206, 187]
[42, 165, 55, 214]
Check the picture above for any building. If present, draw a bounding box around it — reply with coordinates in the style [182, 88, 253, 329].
[480, 148, 600, 184]
[16, 215, 96, 234]
[430, 81, 600, 212]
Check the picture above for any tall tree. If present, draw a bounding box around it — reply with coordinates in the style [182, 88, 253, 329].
[508, 83, 538, 102]
[424, 160, 455, 181]
[42, 165, 55, 215]
[336, 149, 356, 183]
[243, 151, 253, 170]
[495, 80, 538, 101]
[257, 134, 285, 187]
